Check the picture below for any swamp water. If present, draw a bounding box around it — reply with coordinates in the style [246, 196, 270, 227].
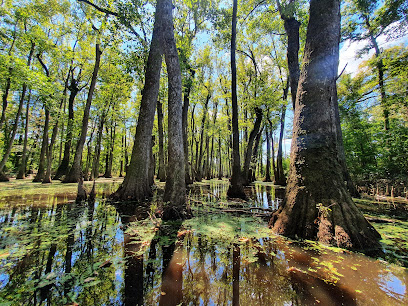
[0, 179, 407, 305]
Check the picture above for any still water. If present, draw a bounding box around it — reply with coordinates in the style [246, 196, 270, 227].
[0, 180, 407, 305]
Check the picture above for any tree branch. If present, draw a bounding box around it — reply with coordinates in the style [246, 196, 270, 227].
[77, 0, 118, 16]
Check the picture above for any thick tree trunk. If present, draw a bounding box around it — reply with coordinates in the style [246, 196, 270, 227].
[264, 129, 272, 182]
[149, 136, 155, 187]
[270, 0, 381, 253]
[16, 90, 32, 179]
[161, 0, 188, 220]
[111, 5, 163, 200]
[64, 43, 102, 183]
[157, 101, 166, 181]
[54, 79, 79, 180]
[243, 107, 262, 185]
[227, 0, 246, 199]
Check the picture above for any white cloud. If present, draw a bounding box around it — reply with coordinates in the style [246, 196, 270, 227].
[339, 26, 408, 76]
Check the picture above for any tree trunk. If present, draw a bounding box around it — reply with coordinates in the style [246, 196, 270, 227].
[264, 129, 272, 182]
[278, 0, 300, 110]
[0, 69, 12, 130]
[33, 107, 49, 182]
[111, 4, 163, 200]
[104, 123, 115, 178]
[270, 0, 381, 253]
[43, 75, 69, 184]
[218, 131, 222, 179]
[0, 43, 35, 180]
[0, 84, 28, 180]
[91, 117, 105, 180]
[161, 0, 188, 220]
[243, 107, 263, 185]
[227, 0, 246, 199]
[157, 101, 166, 181]
[183, 69, 195, 184]
[249, 126, 263, 183]
[149, 136, 155, 187]
[64, 43, 102, 183]
[275, 101, 287, 185]
[196, 93, 210, 181]
[16, 90, 32, 179]
[53, 78, 79, 180]
[365, 16, 388, 131]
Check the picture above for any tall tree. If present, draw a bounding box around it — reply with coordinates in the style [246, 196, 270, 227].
[64, 42, 102, 183]
[162, 0, 188, 220]
[111, 0, 163, 200]
[227, 0, 246, 199]
[270, 0, 381, 252]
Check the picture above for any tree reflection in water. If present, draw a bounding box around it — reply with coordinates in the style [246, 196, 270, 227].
[0, 181, 407, 305]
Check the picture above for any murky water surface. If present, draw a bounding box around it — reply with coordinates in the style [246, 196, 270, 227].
[0, 180, 407, 305]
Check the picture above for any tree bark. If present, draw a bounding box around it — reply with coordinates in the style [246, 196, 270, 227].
[227, 0, 246, 199]
[264, 129, 272, 182]
[33, 107, 49, 182]
[0, 70, 12, 130]
[270, 0, 381, 253]
[104, 123, 115, 178]
[196, 92, 210, 181]
[281, 13, 300, 109]
[275, 98, 288, 185]
[0, 43, 35, 180]
[0, 84, 28, 180]
[16, 90, 32, 179]
[43, 72, 70, 183]
[64, 43, 102, 183]
[53, 77, 80, 180]
[250, 126, 263, 183]
[157, 100, 166, 181]
[161, 0, 188, 220]
[91, 115, 105, 180]
[111, 4, 163, 200]
[183, 69, 195, 184]
[243, 107, 263, 185]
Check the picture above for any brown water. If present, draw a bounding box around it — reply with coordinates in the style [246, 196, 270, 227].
[0, 179, 407, 305]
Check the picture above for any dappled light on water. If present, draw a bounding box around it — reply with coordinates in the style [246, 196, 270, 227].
[0, 180, 407, 305]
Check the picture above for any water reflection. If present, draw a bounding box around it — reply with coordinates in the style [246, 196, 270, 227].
[0, 180, 407, 305]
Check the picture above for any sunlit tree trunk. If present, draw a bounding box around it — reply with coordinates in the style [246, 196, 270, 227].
[227, 0, 246, 199]
[270, 0, 381, 252]
[162, 0, 188, 220]
[16, 90, 32, 179]
[0, 43, 35, 181]
[111, 6, 163, 200]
